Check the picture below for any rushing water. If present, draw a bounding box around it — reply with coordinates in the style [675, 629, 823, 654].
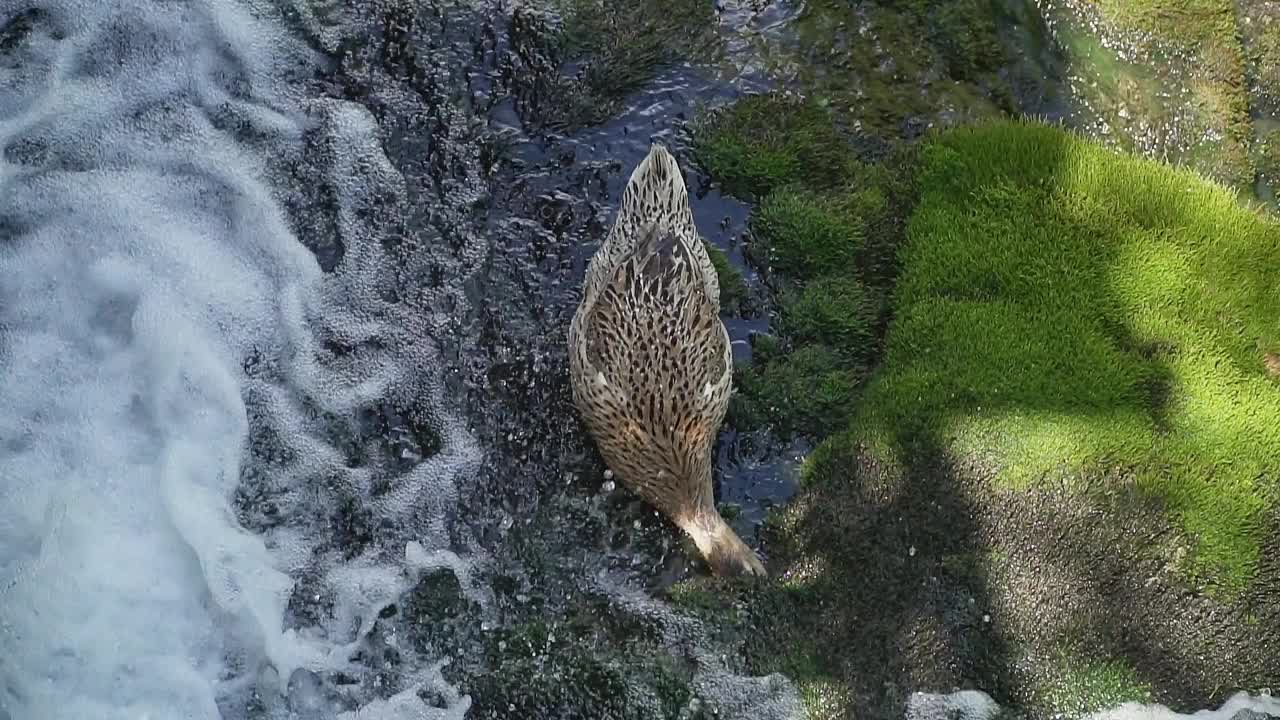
[0, 0, 489, 716]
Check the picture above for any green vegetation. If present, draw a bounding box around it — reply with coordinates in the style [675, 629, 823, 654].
[752, 188, 864, 277]
[697, 92, 915, 441]
[1042, 0, 1256, 190]
[702, 239, 748, 315]
[779, 277, 879, 365]
[465, 595, 703, 719]
[1239, 4, 1280, 113]
[731, 344, 861, 437]
[856, 120, 1280, 589]
[690, 94, 856, 199]
[1091, 0, 1239, 53]
[1260, 129, 1280, 182]
[1033, 654, 1154, 716]
[693, 85, 1280, 714]
[749, 0, 1013, 138]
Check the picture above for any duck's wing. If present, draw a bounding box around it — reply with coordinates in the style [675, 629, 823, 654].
[582, 222, 731, 413]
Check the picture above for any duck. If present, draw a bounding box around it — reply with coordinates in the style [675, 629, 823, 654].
[568, 142, 767, 577]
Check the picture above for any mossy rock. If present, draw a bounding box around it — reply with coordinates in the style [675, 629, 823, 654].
[731, 344, 863, 438]
[779, 276, 879, 366]
[858, 119, 1280, 591]
[1044, 0, 1256, 191]
[764, 0, 1013, 139]
[750, 187, 864, 281]
[467, 614, 696, 719]
[691, 92, 858, 200]
[1031, 653, 1154, 717]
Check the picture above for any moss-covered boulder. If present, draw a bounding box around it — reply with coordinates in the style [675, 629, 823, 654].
[695, 110, 1280, 719]
[691, 94, 858, 199]
[862, 119, 1280, 589]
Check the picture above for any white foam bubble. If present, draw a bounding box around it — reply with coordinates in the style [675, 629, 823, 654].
[906, 689, 1280, 720]
[906, 690, 1003, 720]
[0, 1, 479, 718]
[1087, 692, 1280, 720]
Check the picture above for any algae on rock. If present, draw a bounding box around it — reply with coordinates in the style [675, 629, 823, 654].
[1036, 0, 1258, 193]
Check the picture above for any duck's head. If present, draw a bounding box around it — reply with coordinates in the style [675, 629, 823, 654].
[679, 508, 768, 578]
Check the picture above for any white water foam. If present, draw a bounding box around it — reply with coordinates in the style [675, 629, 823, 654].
[907, 690, 1280, 720]
[0, 1, 479, 718]
[1087, 693, 1280, 720]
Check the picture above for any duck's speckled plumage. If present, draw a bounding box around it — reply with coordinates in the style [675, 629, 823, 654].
[568, 143, 765, 577]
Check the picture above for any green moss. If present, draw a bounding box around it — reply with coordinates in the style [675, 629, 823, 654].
[407, 569, 471, 621]
[702, 239, 748, 315]
[732, 345, 862, 438]
[1241, 9, 1280, 111]
[1091, 0, 1238, 51]
[856, 119, 1280, 590]
[1259, 129, 1280, 182]
[752, 187, 863, 280]
[667, 579, 733, 615]
[471, 613, 696, 720]
[780, 277, 879, 366]
[1034, 653, 1153, 717]
[691, 93, 857, 199]
[470, 637, 633, 719]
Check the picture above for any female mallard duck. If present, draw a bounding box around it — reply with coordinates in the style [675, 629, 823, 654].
[568, 143, 767, 577]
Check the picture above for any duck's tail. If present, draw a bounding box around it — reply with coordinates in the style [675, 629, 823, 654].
[679, 509, 768, 578]
[615, 143, 693, 235]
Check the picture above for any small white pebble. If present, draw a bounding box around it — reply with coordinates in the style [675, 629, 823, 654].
[633, 520, 642, 529]
[909, 545, 917, 557]
[603, 469, 614, 480]
[983, 614, 991, 623]
[602, 480, 615, 493]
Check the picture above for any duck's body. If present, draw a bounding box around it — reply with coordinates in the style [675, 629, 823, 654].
[568, 143, 766, 577]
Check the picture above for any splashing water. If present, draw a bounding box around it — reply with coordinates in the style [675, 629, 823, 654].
[0, 0, 480, 717]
